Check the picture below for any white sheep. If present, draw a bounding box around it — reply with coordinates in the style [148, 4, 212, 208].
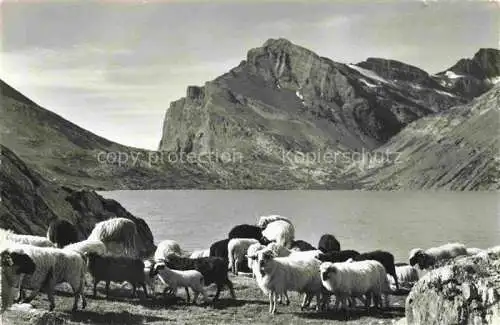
[87, 218, 137, 257]
[228, 238, 259, 274]
[151, 262, 208, 304]
[257, 215, 293, 229]
[409, 242, 467, 269]
[0, 228, 54, 248]
[63, 239, 106, 256]
[388, 264, 419, 289]
[262, 221, 295, 249]
[247, 248, 323, 314]
[3, 244, 87, 311]
[189, 249, 210, 259]
[320, 260, 389, 311]
[154, 240, 183, 262]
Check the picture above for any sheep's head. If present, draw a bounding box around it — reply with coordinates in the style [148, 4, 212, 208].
[255, 249, 276, 276]
[9, 252, 35, 275]
[409, 249, 432, 269]
[150, 261, 166, 277]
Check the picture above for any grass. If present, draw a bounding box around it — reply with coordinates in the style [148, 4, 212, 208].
[1, 274, 407, 325]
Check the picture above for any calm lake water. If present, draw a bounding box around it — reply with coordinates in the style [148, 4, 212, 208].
[99, 190, 499, 262]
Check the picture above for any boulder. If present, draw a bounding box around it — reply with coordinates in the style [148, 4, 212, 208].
[406, 252, 500, 324]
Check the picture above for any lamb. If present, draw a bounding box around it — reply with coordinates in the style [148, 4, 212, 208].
[154, 240, 183, 262]
[209, 238, 230, 268]
[352, 250, 399, 291]
[318, 234, 341, 253]
[0, 228, 55, 248]
[409, 242, 467, 270]
[317, 250, 360, 263]
[257, 215, 293, 229]
[63, 239, 106, 256]
[228, 224, 270, 244]
[151, 262, 208, 304]
[87, 218, 137, 257]
[1, 244, 87, 312]
[291, 240, 316, 252]
[320, 260, 389, 311]
[47, 219, 79, 248]
[262, 220, 295, 249]
[247, 248, 323, 314]
[86, 252, 148, 299]
[190, 249, 210, 259]
[163, 254, 236, 301]
[228, 238, 259, 274]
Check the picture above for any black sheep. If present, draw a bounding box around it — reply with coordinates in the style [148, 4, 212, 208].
[86, 252, 148, 299]
[318, 234, 341, 253]
[47, 219, 79, 248]
[290, 240, 316, 252]
[209, 239, 230, 268]
[353, 250, 399, 290]
[228, 224, 270, 245]
[317, 249, 360, 263]
[164, 255, 236, 301]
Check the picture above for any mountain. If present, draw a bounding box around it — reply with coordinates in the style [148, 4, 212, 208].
[360, 84, 499, 190]
[159, 38, 468, 160]
[433, 48, 500, 99]
[0, 144, 156, 257]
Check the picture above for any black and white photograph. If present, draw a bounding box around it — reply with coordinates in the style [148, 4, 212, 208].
[0, 0, 499, 324]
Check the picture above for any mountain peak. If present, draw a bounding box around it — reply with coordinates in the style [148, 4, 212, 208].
[262, 38, 293, 48]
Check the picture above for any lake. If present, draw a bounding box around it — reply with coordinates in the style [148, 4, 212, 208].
[99, 190, 499, 262]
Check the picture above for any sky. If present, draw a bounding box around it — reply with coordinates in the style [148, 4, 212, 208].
[1, 0, 498, 150]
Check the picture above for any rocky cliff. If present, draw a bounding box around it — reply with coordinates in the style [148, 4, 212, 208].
[0, 144, 155, 257]
[406, 251, 500, 325]
[159, 38, 468, 159]
[361, 84, 499, 190]
[433, 48, 500, 99]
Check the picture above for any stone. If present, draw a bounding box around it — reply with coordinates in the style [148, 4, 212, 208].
[405, 253, 500, 325]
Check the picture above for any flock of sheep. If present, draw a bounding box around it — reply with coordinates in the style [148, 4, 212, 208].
[1, 215, 498, 317]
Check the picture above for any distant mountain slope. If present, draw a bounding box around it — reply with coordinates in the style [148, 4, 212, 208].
[0, 144, 155, 257]
[159, 38, 467, 158]
[0, 80, 233, 189]
[360, 85, 500, 190]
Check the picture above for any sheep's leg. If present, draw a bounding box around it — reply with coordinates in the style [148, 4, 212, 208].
[131, 283, 137, 298]
[284, 292, 290, 305]
[268, 292, 273, 313]
[70, 285, 80, 312]
[314, 292, 321, 311]
[213, 284, 222, 302]
[393, 274, 399, 291]
[93, 279, 98, 298]
[185, 287, 190, 303]
[226, 279, 236, 299]
[15, 274, 25, 302]
[46, 286, 55, 312]
[192, 290, 199, 304]
[272, 291, 278, 314]
[105, 281, 110, 299]
[141, 283, 148, 299]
